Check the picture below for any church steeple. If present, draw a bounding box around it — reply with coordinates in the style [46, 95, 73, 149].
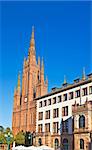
[29, 26, 35, 55]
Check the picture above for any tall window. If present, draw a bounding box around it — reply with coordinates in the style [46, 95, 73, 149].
[45, 110, 50, 119]
[44, 100, 47, 106]
[45, 123, 50, 132]
[75, 90, 80, 98]
[53, 122, 59, 133]
[62, 120, 68, 132]
[80, 139, 84, 149]
[63, 93, 67, 101]
[58, 95, 62, 102]
[33, 88, 36, 98]
[79, 115, 85, 128]
[39, 101, 42, 108]
[62, 106, 68, 116]
[54, 139, 59, 149]
[48, 99, 51, 105]
[89, 86, 92, 94]
[38, 124, 43, 133]
[38, 112, 43, 120]
[69, 92, 73, 100]
[82, 87, 88, 96]
[53, 97, 56, 104]
[53, 108, 59, 118]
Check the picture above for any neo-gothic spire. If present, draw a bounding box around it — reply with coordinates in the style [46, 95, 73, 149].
[30, 26, 35, 48]
[17, 72, 20, 87]
[41, 57, 44, 73]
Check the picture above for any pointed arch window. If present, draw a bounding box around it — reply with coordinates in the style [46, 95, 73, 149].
[33, 88, 36, 98]
[79, 115, 85, 128]
[37, 71, 40, 82]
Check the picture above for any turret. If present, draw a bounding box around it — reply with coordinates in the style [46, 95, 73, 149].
[41, 57, 44, 83]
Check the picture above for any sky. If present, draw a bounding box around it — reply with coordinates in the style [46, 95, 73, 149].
[0, 1, 92, 129]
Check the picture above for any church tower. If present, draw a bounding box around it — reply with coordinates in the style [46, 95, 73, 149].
[12, 27, 48, 135]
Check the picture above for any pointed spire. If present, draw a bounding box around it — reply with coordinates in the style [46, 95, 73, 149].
[17, 72, 20, 87]
[41, 57, 44, 73]
[82, 67, 86, 80]
[46, 76, 48, 84]
[30, 26, 35, 48]
[38, 56, 40, 66]
[64, 75, 67, 84]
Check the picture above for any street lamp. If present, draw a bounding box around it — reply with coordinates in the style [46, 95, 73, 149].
[4, 132, 13, 150]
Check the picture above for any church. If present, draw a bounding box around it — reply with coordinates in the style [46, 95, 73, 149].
[12, 27, 48, 136]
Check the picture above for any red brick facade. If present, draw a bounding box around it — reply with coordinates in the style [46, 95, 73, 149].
[12, 27, 48, 136]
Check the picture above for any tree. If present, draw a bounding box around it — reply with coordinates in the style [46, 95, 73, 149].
[0, 127, 14, 144]
[15, 131, 25, 145]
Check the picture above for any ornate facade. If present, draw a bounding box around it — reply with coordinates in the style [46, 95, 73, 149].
[73, 100, 92, 150]
[12, 27, 48, 136]
[36, 73, 92, 149]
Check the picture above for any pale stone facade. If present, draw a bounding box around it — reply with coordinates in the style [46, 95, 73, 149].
[12, 27, 48, 136]
[36, 74, 92, 149]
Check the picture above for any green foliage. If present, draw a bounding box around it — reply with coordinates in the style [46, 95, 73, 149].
[15, 131, 25, 145]
[0, 126, 14, 144]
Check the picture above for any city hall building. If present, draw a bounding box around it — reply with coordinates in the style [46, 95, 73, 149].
[12, 27, 92, 150]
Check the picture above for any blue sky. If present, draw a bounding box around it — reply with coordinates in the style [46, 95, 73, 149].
[0, 1, 92, 128]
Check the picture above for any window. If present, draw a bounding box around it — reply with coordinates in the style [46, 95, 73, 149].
[80, 139, 84, 149]
[48, 99, 51, 105]
[38, 138, 42, 146]
[38, 112, 43, 120]
[53, 108, 59, 118]
[62, 120, 68, 132]
[75, 90, 80, 98]
[89, 86, 92, 94]
[79, 115, 85, 128]
[53, 97, 56, 104]
[53, 122, 59, 133]
[39, 101, 42, 108]
[62, 106, 68, 116]
[45, 110, 50, 119]
[44, 100, 47, 106]
[33, 88, 36, 98]
[45, 123, 50, 132]
[58, 95, 62, 102]
[63, 139, 68, 150]
[82, 87, 88, 96]
[63, 93, 67, 101]
[69, 92, 73, 100]
[54, 139, 59, 149]
[38, 124, 43, 133]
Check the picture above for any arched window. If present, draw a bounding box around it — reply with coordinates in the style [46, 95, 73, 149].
[38, 71, 40, 81]
[79, 115, 85, 128]
[54, 138, 59, 149]
[63, 138, 68, 150]
[33, 88, 36, 98]
[38, 138, 42, 146]
[80, 139, 84, 149]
